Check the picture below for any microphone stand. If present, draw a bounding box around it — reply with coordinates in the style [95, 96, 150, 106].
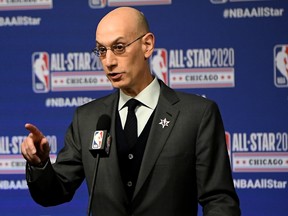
[87, 154, 101, 216]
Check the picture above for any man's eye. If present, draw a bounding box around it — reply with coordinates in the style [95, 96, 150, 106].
[98, 47, 106, 53]
[113, 44, 125, 51]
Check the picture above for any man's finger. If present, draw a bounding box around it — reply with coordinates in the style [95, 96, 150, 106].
[25, 123, 44, 142]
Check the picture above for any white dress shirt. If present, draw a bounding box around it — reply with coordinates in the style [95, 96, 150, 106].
[118, 77, 160, 136]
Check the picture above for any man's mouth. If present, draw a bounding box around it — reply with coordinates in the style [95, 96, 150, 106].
[108, 72, 123, 80]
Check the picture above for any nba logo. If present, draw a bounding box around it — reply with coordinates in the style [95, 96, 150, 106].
[89, 0, 106, 8]
[274, 45, 288, 87]
[32, 52, 50, 93]
[92, 131, 103, 149]
[151, 48, 168, 85]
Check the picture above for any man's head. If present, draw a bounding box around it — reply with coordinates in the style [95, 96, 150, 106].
[95, 7, 155, 96]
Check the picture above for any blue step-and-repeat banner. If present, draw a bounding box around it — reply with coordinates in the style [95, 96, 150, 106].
[0, 0, 287, 215]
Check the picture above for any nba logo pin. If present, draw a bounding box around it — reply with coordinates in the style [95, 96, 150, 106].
[32, 52, 50, 93]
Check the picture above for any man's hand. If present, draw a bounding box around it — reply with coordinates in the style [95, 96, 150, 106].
[21, 123, 50, 166]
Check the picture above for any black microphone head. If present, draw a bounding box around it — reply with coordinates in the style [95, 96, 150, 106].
[96, 114, 111, 131]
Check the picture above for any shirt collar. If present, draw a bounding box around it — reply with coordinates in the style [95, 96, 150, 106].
[118, 77, 160, 111]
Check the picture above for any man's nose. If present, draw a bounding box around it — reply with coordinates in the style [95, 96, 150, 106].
[105, 50, 117, 68]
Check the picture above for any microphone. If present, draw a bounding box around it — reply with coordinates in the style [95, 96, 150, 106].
[87, 114, 111, 216]
[89, 114, 112, 157]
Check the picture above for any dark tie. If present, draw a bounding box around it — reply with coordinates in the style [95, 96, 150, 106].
[124, 99, 140, 148]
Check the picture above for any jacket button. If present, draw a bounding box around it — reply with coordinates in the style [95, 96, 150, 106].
[128, 154, 134, 160]
[127, 181, 133, 187]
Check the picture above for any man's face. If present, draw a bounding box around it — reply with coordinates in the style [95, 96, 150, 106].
[96, 24, 148, 95]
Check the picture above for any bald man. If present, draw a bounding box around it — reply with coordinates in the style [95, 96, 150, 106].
[22, 7, 240, 216]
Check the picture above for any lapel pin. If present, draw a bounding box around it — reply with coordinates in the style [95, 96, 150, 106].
[159, 118, 170, 129]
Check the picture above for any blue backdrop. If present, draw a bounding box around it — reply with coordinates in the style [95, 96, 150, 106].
[0, 0, 287, 215]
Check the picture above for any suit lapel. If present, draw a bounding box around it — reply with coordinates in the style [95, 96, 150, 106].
[133, 82, 180, 199]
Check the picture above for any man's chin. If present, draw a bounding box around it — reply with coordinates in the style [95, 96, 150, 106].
[110, 80, 126, 90]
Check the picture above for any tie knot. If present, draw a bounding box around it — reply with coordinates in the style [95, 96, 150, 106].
[125, 99, 140, 111]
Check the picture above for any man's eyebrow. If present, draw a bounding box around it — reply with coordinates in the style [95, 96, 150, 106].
[95, 41, 104, 46]
[95, 36, 126, 46]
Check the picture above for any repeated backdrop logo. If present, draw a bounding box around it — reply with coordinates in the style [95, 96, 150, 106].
[151, 48, 235, 88]
[32, 52, 112, 93]
[274, 45, 288, 88]
[229, 132, 288, 189]
[228, 132, 288, 172]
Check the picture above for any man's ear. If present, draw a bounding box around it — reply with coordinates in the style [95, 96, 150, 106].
[142, 32, 155, 59]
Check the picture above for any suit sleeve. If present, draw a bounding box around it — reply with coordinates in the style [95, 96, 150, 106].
[26, 108, 85, 207]
[195, 102, 241, 216]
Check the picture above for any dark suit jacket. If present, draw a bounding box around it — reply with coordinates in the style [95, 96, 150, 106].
[27, 80, 240, 216]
